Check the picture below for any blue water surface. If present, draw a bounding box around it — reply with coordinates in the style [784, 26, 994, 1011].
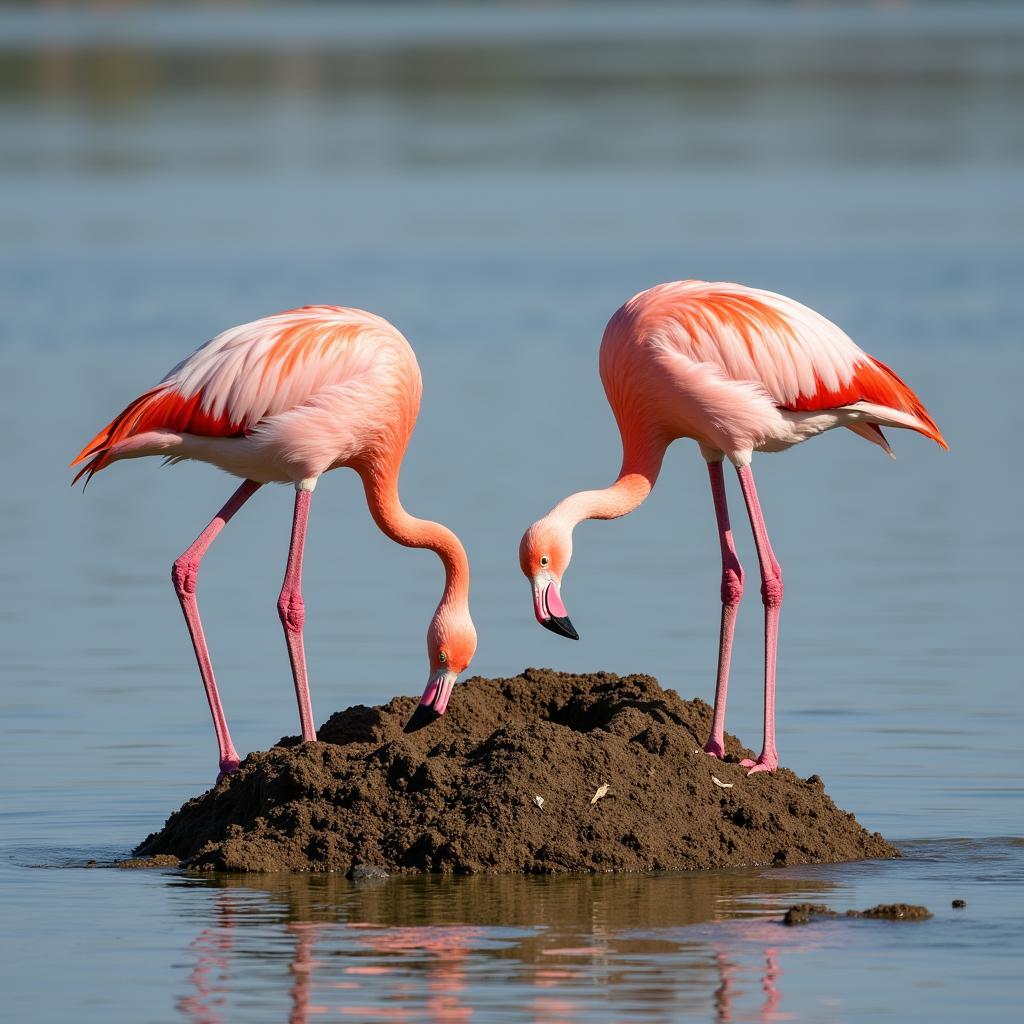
[1, 4, 1022, 1021]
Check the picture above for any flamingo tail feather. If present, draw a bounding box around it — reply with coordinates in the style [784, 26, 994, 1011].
[70, 384, 243, 487]
[864, 357, 947, 450]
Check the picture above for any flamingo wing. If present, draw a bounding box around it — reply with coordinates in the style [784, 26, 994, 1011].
[630, 281, 946, 449]
[71, 306, 394, 484]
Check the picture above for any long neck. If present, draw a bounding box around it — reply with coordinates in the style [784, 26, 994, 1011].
[552, 430, 667, 528]
[358, 457, 470, 611]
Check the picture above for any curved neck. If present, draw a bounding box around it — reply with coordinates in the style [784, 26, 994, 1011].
[358, 459, 470, 611]
[552, 431, 666, 528]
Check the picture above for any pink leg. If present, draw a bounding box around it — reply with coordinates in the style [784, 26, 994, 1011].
[278, 488, 317, 743]
[171, 479, 261, 781]
[704, 460, 744, 759]
[735, 464, 783, 774]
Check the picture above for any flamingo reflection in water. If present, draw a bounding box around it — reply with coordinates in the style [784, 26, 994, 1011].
[176, 894, 238, 1024]
[179, 902, 480, 1023]
[178, 892, 824, 1023]
[713, 947, 783, 1023]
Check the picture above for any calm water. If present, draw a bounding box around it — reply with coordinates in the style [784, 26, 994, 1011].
[2, 3, 1023, 1021]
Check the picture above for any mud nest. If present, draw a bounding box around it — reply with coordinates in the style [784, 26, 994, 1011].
[135, 668, 899, 874]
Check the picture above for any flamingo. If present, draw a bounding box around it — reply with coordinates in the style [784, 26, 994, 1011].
[71, 306, 477, 780]
[519, 281, 946, 774]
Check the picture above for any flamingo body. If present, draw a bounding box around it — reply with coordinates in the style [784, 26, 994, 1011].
[72, 306, 476, 779]
[521, 280, 945, 774]
[73, 306, 421, 486]
[600, 281, 945, 461]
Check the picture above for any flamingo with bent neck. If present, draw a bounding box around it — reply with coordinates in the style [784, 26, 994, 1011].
[520, 280, 945, 774]
[71, 306, 476, 780]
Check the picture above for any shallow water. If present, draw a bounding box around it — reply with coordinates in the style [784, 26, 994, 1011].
[2, 3, 1023, 1020]
[3, 839, 1022, 1022]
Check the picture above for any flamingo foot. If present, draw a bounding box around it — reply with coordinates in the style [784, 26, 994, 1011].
[216, 756, 241, 783]
[703, 738, 726, 759]
[741, 752, 779, 775]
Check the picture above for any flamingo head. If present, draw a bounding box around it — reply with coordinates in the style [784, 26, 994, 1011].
[518, 516, 578, 640]
[403, 606, 477, 733]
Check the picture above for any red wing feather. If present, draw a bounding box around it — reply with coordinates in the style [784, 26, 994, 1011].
[70, 305, 400, 487]
[70, 385, 245, 486]
[782, 356, 947, 449]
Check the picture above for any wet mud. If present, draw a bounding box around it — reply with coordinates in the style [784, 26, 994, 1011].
[784, 902, 932, 924]
[135, 669, 899, 874]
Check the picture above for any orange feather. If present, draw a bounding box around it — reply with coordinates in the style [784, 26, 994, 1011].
[70, 385, 244, 485]
[782, 355, 947, 449]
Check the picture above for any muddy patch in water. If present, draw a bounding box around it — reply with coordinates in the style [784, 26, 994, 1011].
[784, 902, 932, 924]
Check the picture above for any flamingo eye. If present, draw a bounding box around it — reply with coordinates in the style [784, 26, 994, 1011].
[438, 651, 448, 664]
[540, 555, 550, 567]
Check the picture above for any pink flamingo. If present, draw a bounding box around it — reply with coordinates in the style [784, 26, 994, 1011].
[520, 281, 945, 774]
[71, 306, 477, 779]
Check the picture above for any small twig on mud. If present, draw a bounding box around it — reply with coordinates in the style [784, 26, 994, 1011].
[711, 776, 734, 789]
[590, 784, 610, 805]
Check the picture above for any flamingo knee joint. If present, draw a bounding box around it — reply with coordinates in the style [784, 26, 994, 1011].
[760, 575, 784, 608]
[277, 590, 305, 632]
[720, 567, 744, 606]
[171, 557, 199, 596]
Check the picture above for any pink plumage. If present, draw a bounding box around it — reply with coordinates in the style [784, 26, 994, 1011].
[521, 280, 945, 774]
[601, 280, 946, 460]
[72, 306, 476, 779]
[72, 306, 414, 485]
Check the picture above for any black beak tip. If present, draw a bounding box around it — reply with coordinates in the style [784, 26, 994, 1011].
[403, 703, 441, 734]
[542, 615, 579, 641]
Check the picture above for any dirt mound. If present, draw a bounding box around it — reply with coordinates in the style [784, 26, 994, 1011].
[135, 669, 899, 874]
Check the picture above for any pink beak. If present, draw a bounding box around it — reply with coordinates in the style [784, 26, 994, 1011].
[404, 668, 457, 733]
[533, 581, 579, 640]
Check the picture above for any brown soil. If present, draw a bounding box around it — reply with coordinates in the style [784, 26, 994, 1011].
[784, 902, 932, 925]
[135, 668, 899, 874]
[857, 903, 932, 920]
[116, 854, 182, 870]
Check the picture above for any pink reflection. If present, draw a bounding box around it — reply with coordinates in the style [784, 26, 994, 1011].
[288, 923, 328, 1023]
[289, 921, 476, 1022]
[713, 947, 784, 1023]
[762, 949, 782, 1021]
[345, 925, 477, 1024]
[708, 915, 831, 1023]
[526, 943, 589, 1017]
[178, 892, 817, 1022]
[177, 895, 237, 1024]
[527, 996, 579, 1024]
[339, 1010, 413, 1020]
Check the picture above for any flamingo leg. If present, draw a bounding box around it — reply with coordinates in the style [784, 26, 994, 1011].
[278, 487, 317, 743]
[171, 479, 262, 781]
[703, 459, 745, 759]
[735, 464, 783, 774]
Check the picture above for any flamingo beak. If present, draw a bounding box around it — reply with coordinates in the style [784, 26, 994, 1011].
[533, 580, 579, 640]
[403, 668, 458, 733]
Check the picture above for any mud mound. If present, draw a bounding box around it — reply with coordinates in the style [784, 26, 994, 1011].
[135, 669, 898, 874]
